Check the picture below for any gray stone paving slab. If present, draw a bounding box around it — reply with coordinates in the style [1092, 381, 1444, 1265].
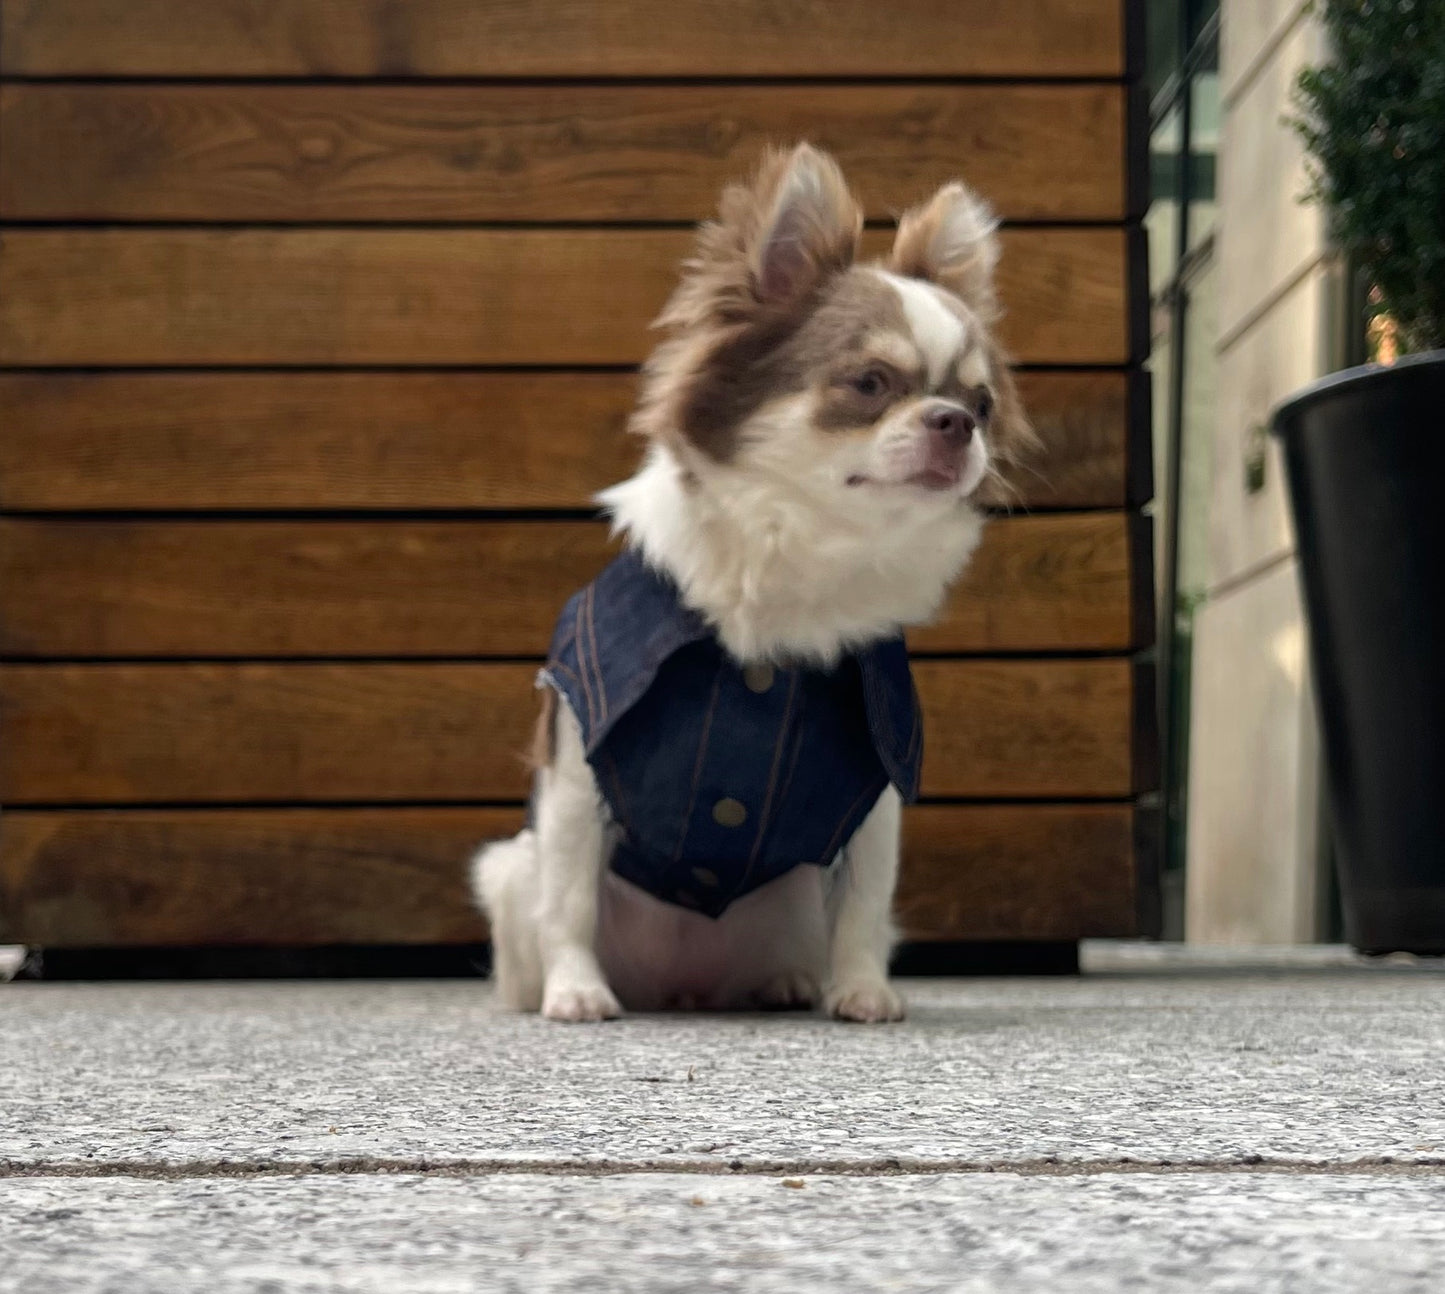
[4, 971, 1443, 1168]
[4, 1170, 1444, 1293]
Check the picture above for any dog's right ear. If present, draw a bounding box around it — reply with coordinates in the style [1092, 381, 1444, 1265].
[890, 181, 1001, 321]
[746, 144, 863, 306]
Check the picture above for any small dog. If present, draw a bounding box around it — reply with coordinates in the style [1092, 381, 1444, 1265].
[473, 144, 1033, 1022]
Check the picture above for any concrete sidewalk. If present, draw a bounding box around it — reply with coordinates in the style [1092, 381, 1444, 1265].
[3, 948, 1443, 1291]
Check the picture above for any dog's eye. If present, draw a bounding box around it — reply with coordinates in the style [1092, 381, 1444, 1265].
[975, 389, 995, 421]
[851, 368, 889, 398]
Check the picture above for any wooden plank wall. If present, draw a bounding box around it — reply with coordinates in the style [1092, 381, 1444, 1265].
[0, 0, 1157, 950]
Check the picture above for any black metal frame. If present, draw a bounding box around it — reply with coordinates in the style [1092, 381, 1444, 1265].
[17, 942, 1084, 981]
[1148, 1, 1220, 933]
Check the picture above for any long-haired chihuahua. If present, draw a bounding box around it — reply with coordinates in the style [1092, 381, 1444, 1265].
[473, 144, 1034, 1022]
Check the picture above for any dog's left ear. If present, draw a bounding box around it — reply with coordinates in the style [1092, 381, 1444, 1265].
[890, 182, 1001, 321]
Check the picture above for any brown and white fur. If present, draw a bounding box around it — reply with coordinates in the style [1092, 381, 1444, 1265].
[472, 145, 1034, 1023]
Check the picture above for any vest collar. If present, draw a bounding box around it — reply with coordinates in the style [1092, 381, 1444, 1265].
[584, 549, 923, 803]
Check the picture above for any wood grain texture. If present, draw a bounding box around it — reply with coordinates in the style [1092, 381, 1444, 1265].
[0, 370, 1132, 511]
[911, 514, 1139, 654]
[0, 660, 1138, 804]
[0, 803, 1141, 946]
[0, 0, 1152, 953]
[914, 659, 1135, 799]
[0, 663, 539, 805]
[0, 228, 1130, 366]
[0, 514, 1137, 658]
[0, 83, 1125, 223]
[0, 0, 1125, 78]
[895, 803, 1139, 941]
[0, 807, 514, 946]
[0, 371, 642, 511]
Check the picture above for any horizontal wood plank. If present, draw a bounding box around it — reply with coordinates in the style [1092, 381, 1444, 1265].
[0, 371, 640, 511]
[0, 803, 1142, 946]
[0, 228, 1129, 366]
[896, 803, 1141, 942]
[0, 370, 1134, 511]
[912, 515, 1141, 654]
[0, 660, 1137, 804]
[916, 659, 1136, 799]
[0, 1, 1125, 78]
[0, 83, 1125, 223]
[0, 806, 514, 946]
[0, 514, 1139, 658]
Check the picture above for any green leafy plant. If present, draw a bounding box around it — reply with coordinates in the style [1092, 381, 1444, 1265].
[1293, 0, 1445, 354]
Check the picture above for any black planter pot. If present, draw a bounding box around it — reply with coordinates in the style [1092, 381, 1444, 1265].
[1271, 351, 1445, 954]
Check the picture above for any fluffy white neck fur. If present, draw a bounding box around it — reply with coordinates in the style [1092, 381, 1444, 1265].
[598, 446, 984, 667]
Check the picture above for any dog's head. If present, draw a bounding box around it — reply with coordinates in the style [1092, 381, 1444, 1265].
[631, 144, 1034, 522]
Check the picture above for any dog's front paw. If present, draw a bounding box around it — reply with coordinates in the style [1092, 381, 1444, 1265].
[825, 979, 905, 1023]
[542, 980, 622, 1023]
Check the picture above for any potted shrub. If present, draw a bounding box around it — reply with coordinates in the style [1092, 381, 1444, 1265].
[1271, 0, 1445, 952]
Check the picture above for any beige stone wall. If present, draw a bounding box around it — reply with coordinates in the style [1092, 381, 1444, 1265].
[1185, 1, 1340, 943]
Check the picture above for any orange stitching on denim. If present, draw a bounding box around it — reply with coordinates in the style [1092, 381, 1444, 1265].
[771, 695, 808, 826]
[545, 659, 582, 692]
[821, 779, 884, 863]
[598, 747, 632, 825]
[549, 622, 578, 666]
[743, 669, 800, 875]
[670, 664, 724, 866]
[569, 619, 598, 735]
[584, 583, 609, 727]
[904, 681, 923, 765]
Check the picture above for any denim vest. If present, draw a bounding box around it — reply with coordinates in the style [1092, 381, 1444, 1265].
[541, 550, 923, 918]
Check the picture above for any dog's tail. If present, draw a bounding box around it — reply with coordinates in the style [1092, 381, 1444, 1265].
[471, 830, 544, 1011]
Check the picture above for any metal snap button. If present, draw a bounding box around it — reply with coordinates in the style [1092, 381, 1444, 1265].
[712, 798, 747, 828]
[691, 867, 720, 888]
[743, 664, 775, 694]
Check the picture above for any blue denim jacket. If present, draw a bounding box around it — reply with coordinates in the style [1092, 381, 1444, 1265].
[541, 550, 923, 918]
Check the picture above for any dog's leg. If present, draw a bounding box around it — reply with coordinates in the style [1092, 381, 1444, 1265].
[824, 786, 906, 1022]
[471, 829, 545, 1011]
[533, 699, 622, 1022]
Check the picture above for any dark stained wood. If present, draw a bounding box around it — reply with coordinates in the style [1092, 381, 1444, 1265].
[0, 370, 1131, 512]
[0, 663, 541, 805]
[896, 803, 1139, 941]
[0, 513, 1137, 658]
[0, 0, 1126, 78]
[915, 659, 1135, 798]
[0, 83, 1125, 224]
[0, 806, 511, 946]
[1127, 362, 1156, 507]
[1132, 658, 1161, 795]
[0, 228, 1130, 366]
[0, 519, 619, 659]
[1132, 803, 1163, 938]
[0, 371, 643, 511]
[0, 660, 1138, 804]
[0, 0, 1154, 949]
[0, 803, 1140, 946]
[1128, 513, 1158, 652]
[912, 514, 1138, 654]
[984, 371, 1135, 512]
[0, 229, 672, 368]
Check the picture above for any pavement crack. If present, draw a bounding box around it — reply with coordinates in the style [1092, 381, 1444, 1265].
[3, 1156, 1444, 1182]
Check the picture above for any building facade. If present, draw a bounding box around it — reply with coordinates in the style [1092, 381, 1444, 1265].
[1152, 0, 1354, 943]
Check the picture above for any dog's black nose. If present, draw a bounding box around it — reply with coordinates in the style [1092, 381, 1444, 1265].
[923, 404, 976, 446]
